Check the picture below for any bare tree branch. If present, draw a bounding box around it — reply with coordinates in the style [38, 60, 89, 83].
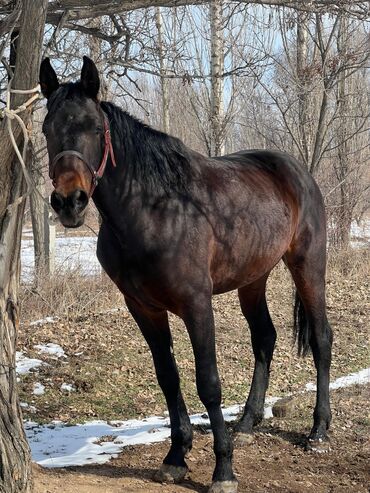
[0, 0, 368, 35]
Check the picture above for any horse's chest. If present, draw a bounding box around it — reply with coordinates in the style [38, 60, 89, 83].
[97, 225, 172, 303]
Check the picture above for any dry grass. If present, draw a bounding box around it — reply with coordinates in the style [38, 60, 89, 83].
[20, 269, 123, 323]
[327, 246, 370, 278]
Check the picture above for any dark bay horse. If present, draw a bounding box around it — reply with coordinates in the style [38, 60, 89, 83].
[39, 56, 333, 493]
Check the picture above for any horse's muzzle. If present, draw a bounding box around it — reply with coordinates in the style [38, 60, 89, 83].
[51, 189, 89, 228]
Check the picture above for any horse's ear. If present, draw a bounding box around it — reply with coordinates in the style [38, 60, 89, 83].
[81, 56, 100, 99]
[39, 58, 59, 99]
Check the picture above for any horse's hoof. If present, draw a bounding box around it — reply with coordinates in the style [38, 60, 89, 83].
[233, 432, 254, 447]
[208, 480, 238, 493]
[153, 463, 188, 483]
[306, 437, 331, 453]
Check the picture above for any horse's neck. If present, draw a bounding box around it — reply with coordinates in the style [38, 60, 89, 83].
[92, 165, 151, 232]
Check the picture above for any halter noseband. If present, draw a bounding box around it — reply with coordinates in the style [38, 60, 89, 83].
[49, 113, 117, 197]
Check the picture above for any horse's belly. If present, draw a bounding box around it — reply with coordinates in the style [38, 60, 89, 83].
[210, 223, 292, 293]
[211, 252, 281, 294]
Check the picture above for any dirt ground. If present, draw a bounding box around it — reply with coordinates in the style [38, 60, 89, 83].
[34, 384, 369, 493]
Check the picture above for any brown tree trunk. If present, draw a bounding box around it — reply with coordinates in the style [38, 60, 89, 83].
[0, 1, 48, 491]
[296, 11, 310, 166]
[335, 14, 352, 249]
[29, 145, 49, 280]
[88, 17, 111, 100]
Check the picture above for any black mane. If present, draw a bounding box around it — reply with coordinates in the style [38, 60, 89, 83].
[46, 82, 195, 195]
[101, 101, 195, 195]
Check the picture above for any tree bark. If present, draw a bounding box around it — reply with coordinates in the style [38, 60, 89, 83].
[155, 7, 170, 133]
[309, 14, 332, 175]
[296, 11, 310, 166]
[88, 17, 111, 100]
[210, 0, 224, 156]
[0, 1, 48, 491]
[335, 14, 352, 249]
[29, 144, 49, 280]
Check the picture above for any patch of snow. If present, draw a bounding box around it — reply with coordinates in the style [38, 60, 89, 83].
[30, 317, 58, 327]
[33, 383, 45, 396]
[20, 402, 37, 413]
[349, 219, 369, 248]
[27, 418, 171, 468]
[16, 352, 44, 375]
[27, 399, 276, 468]
[305, 368, 370, 392]
[61, 383, 75, 392]
[263, 397, 281, 419]
[21, 234, 101, 282]
[305, 382, 316, 391]
[350, 220, 370, 238]
[35, 343, 66, 358]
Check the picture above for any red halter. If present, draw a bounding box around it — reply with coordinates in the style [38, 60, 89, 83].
[49, 114, 117, 197]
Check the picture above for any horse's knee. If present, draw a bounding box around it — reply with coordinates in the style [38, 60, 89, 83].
[196, 370, 221, 408]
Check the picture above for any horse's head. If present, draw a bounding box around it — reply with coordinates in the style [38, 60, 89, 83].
[40, 56, 113, 228]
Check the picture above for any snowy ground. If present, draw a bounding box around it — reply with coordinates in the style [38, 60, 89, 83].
[27, 406, 252, 469]
[26, 368, 370, 468]
[21, 230, 101, 282]
[350, 220, 370, 248]
[16, 346, 370, 469]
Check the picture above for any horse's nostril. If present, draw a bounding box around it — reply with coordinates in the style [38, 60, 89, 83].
[72, 189, 89, 211]
[50, 191, 64, 213]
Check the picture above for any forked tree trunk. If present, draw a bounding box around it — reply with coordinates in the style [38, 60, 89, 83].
[0, 1, 48, 491]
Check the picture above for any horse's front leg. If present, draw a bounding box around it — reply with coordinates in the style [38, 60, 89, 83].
[124, 297, 192, 482]
[182, 294, 238, 493]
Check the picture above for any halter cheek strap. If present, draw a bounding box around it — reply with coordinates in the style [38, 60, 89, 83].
[49, 115, 117, 197]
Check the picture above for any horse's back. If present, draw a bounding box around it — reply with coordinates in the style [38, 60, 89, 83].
[213, 148, 326, 233]
[217, 149, 316, 189]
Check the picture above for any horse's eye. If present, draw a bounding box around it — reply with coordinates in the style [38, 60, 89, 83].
[96, 127, 103, 134]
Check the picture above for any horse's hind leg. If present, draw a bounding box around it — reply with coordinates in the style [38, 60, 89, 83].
[182, 293, 237, 492]
[284, 230, 333, 452]
[124, 297, 193, 482]
[234, 274, 277, 443]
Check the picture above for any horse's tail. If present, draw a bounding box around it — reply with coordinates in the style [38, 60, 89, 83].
[293, 292, 311, 357]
